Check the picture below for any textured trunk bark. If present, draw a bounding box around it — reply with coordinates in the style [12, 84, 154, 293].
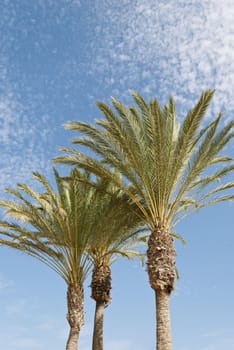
[66, 284, 84, 350]
[147, 227, 176, 350]
[147, 228, 176, 293]
[155, 290, 172, 350]
[91, 263, 112, 350]
[92, 301, 105, 350]
[91, 264, 112, 305]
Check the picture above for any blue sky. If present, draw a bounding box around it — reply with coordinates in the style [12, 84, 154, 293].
[0, 0, 233, 349]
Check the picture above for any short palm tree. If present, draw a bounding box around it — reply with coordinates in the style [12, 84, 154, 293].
[54, 90, 234, 350]
[0, 169, 94, 350]
[85, 177, 146, 350]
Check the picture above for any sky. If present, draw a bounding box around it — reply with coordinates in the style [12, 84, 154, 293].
[0, 0, 233, 349]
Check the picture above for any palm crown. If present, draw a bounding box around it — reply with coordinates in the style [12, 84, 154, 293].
[86, 176, 146, 265]
[54, 89, 234, 230]
[0, 168, 92, 286]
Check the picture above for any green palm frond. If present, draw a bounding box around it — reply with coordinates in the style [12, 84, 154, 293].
[1, 166, 148, 284]
[83, 178, 148, 266]
[198, 194, 234, 209]
[54, 89, 234, 234]
[0, 168, 95, 285]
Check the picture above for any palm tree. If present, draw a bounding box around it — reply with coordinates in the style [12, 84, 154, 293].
[54, 90, 234, 350]
[0, 168, 146, 350]
[84, 177, 146, 350]
[0, 168, 94, 350]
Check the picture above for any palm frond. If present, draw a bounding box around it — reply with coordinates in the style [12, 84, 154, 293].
[54, 89, 234, 234]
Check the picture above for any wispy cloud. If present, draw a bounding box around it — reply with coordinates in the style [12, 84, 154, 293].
[71, 0, 81, 6]
[105, 337, 146, 350]
[201, 327, 234, 345]
[0, 275, 14, 292]
[2, 65, 56, 179]
[84, 0, 234, 118]
[178, 328, 234, 350]
[0, 296, 68, 350]
[10, 337, 43, 349]
[1, 0, 232, 197]
[0, 4, 60, 190]
[105, 338, 133, 350]
[3, 294, 44, 319]
[0, 73, 52, 190]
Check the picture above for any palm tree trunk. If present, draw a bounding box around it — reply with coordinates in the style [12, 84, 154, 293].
[92, 301, 105, 350]
[147, 227, 176, 350]
[91, 263, 112, 350]
[155, 289, 172, 350]
[66, 284, 84, 350]
[66, 327, 80, 350]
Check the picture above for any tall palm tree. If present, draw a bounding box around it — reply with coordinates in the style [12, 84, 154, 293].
[0, 168, 94, 350]
[84, 177, 146, 350]
[54, 90, 234, 350]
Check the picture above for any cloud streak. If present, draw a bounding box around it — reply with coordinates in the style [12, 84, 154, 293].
[84, 0, 234, 119]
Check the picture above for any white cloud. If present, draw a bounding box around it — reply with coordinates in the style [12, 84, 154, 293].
[85, 0, 234, 120]
[0, 79, 53, 190]
[0, 13, 55, 191]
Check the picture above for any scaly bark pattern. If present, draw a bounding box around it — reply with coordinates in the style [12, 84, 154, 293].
[147, 227, 176, 350]
[91, 264, 112, 350]
[66, 284, 84, 350]
[91, 264, 112, 305]
[147, 227, 176, 293]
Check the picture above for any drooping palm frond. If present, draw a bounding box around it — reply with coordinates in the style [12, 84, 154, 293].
[54, 90, 234, 233]
[67, 173, 149, 266]
[0, 167, 149, 350]
[0, 168, 94, 285]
